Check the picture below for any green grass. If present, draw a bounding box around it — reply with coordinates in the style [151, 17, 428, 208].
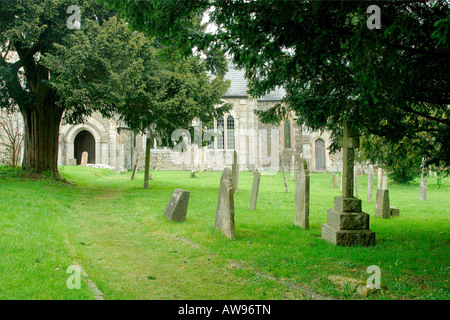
[0, 165, 449, 300]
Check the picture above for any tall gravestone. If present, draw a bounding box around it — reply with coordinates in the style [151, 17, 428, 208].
[281, 158, 289, 193]
[232, 150, 239, 193]
[215, 168, 235, 239]
[321, 122, 376, 246]
[290, 156, 295, 181]
[164, 189, 190, 222]
[80, 151, 88, 166]
[375, 188, 390, 219]
[419, 159, 427, 201]
[332, 173, 337, 188]
[250, 166, 261, 210]
[295, 158, 310, 229]
[367, 165, 374, 203]
[377, 168, 383, 189]
[382, 172, 388, 190]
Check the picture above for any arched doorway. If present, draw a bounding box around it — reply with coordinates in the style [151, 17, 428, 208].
[315, 138, 326, 171]
[74, 130, 96, 165]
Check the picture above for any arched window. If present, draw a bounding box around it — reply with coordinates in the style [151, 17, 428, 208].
[206, 124, 215, 149]
[227, 116, 235, 150]
[284, 119, 291, 149]
[217, 117, 225, 150]
[315, 138, 326, 171]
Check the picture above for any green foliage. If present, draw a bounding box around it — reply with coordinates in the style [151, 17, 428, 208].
[109, 0, 450, 168]
[359, 135, 423, 184]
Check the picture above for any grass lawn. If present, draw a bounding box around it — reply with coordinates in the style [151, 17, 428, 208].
[0, 165, 449, 300]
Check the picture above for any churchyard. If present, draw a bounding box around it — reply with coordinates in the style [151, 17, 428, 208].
[0, 165, 448, 300]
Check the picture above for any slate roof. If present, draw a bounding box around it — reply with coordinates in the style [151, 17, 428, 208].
[222, 61, 286, 102]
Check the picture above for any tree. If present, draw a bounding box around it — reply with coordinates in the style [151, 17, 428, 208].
[0, 109, 24, 167]
[358, 135, 423, 184]
[0, 0, 229, 177]
[108, 0, 449, 169]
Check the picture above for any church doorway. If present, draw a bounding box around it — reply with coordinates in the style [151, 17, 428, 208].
[315, 138, 326, 171]
[74, 130, 96, 165]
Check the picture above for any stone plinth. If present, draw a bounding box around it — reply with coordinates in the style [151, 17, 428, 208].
[375, 189, 390, 219]
[322, 197, 375, 246]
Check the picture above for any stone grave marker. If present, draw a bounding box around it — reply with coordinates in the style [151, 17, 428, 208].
[232, 150, 239, 192]
[367, 165, 374, 203]
[390, 206, 400, 217]
[290, 155, 295, 181]
[250, 166, 261, 210]
[164, 188, 190, 222]
[131, 153, 140, 180]
[215, 168, 235, 239]
[321, 122, 376, 246]
[332, 173, 337, 188]
[295, 158, 310, 229]
[80, 151, 88, 166]
[382, 172, 388, 190]
[375, 188, 390, 219]
[419, 159, 427, 201]
[281, 158, 289, 193]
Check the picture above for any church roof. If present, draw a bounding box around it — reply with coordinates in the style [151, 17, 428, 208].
[222, 61, 286, 102]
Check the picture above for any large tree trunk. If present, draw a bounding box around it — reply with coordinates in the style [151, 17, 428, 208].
[21, 101, 64, 177]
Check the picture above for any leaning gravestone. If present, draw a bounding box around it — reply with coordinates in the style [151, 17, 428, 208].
[164, 189, 190, 222]
[250, 166, 261, 210]
[215, 168, 235, 239]
[321, 122, 375, 246]
[232, 150, 239, 192]
[80, 151, 88, 166]
[375, 188, 390, 219]
[295, 158, 310, 229]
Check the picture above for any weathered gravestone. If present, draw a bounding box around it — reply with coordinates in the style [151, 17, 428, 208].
[367, 165, 374, 203]
[232, 150, 239, 193]
[164, 188, 190, 222]
[382, 172, 388, 190]
[321, 122, 376, 246]
[375, 188, 390, 219]
[250, 166, 261, 210]
[80, 151, 88, 166]
[131, 153, 140, 180]
[390, 206, 400, 217]
[215, 168, 235, 239]
[332, 173, 337, 188]
[419, 159, 427, 201]
[295, 157, 310, 229]
[290, 156, 295, 181]
[281, 158, 289, 193]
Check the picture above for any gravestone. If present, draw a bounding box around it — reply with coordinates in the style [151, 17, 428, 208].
[250, 166, 261, 210]
[419, 159, 427, 201]
[375, 188, 390, 219]
[215, 168, 235, 239]
[390, 206, 400, 217]
[80, 151, 88, 166]
[382, 172, 388, 190]
[367, 165, 374, 203]
[332, 173, 337, 188]
[232, 150, 239, 192]
[131, 153, 140, 180]
[281, 158, 289, 193]
[295, 158, 310, 229]
[68, 158, 77, 166]
[290, 156, 295, 181]
[321, 122, 376, 246]
[164, 188, 190, 222]
[378, 168, 384, 189]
